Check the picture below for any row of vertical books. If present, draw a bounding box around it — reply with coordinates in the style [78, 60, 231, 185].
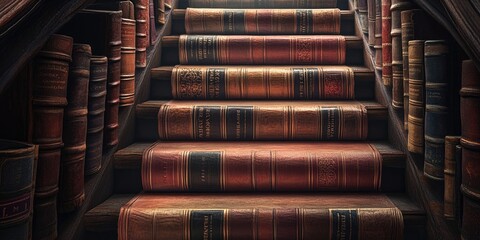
[354, 0, 480, 238]
[0, 0, 172, 239]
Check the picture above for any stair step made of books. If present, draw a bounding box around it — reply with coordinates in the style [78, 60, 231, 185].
[84, 194, 426, 240]
[113, 142, 406, 194]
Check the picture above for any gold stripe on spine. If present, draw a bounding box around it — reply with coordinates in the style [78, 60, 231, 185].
[185, 210, 190, 240]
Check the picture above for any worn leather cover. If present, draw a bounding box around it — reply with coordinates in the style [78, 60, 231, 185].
[171, 65, 355, 100]
[373, 0, 382, 71]
[407, 40, 425, 154]
[444, 136, 460, 220]
[156, 0, 165, 24]
[187, 0, 338, 8]
[184, 8, 341, 35]
[133, 0, 149, 67]
[367, 0, 376, 47]
[382, 0, 392, 87]
[357, 0, 368, 34]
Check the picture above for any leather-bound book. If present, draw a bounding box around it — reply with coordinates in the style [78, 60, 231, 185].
[85, 56, 108, 176]
[171, 66, 355, 100]
[31, 34, 73, 240]
[444, 136, 461, 220]
[187, 0, 338, 8]
[367, 0, 376, 47]
[460, 60, 480, 240]
[390, 0, 412, 112]
[118, 194, 404, 240]
[357, 0, 368, 34]
[149, 0, 157, 46]
[382, 0, 392, 87]
[133, 0, 149, 67]
[157, 101, 368, 141]
[156, 0, 165, 24]
[164, 0, 172, 9]
[455, 144, 463, 226]
[407, 40, 425, 154]
[178, 35, 346, 65]
[59, 44, 91, 213]
[424, 40, 449, 180]
[374, 0, 382, 71]
[142, 142, 382, 192]
[184, 8, 341, 35]
[0, 140, 36, 240]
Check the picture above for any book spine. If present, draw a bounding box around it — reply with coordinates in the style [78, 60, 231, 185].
[149, 0, 157, 46]
[390, 0, 412, 111]
[59, 44, 91, 213]
[104, 12, 122, 149]
[455, 144, 463, 226]
[187, 0, 338, 8]
[460, 60, 480, 240]
[120, 18, 136, 107]
[133, 0, 149, 68]
[118, 207, 403, 240]
[184, 9, 341, 35]
[31, 34, 73, 240]
[407, 40, 425, 154]
[178, 35, 346, 65]
[367, 0, 376, 47]
[382, 0, 392, 87]
[158, 104, 368, 140]
[164, 0, 172, 9]
[0, 140, 36, 240]
[444, 136, 461, 220]
[171, 66, 355, 100]
[374, 0, 382, 71]
[156, 0, 165, 24]
[142, 144, 382, 192]
[424, 40, 449, 180]
[357, 0, 368, 34]
[85, 56, 108, 176]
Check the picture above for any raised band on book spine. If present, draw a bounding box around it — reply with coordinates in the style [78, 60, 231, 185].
[357, 0, 368, 34]
[460, 60, 480, 240]
[85, 56, 108, 176]
[184, 8, 341, 35]
[31, 34, 73, 240]
[382, 0, 392, 87]
[178, 35, 346, 65]
[157, 101, 368, 141]
[171, 66, 355, 100]
[444, 136, 461, 220]
[374, 0, 382, 71]
[424, 40, 449, 180]
[133, 0, 149, 67]
[59, 44, 91, 212]
[156, 0, 166, 24]
[0, 140, 36, 240]
[187, 0, 338, 8]
[407, 40, 425, 154]
[120, 2, 136, 107]
[367, 0, 376, 47]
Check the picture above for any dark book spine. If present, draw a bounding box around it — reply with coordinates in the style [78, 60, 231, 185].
[158, 103, 368, 141]
[424, 40, 449, 180]
[133, 0, 149, 68]
[120, 18, 136, 107]
[374, 0, 382, 71]
[0, 140, 36, 240]
[104, 12, 122, 149]
[59, 44, 91, 213]
[455, 144, 463, 226]
[382, 0, 392, 87]
[31, 34, 73, 240]
[407, 40, 425, 154]
[85, 56, 108, 176]
[171, 66, 355, 100]
[357, 0, 368, 34]
[178, 35, 346, 65]
[156, 0, 165, 24]
[460, 60, 480, 240]
[187, 0, 338, 8]
[444, 136, 461, 220]
[367, 0, 376, 47]
[184, 9, 341, 35]
[149, 0, 157, 46]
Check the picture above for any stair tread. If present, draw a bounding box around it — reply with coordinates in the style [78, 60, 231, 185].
[84, 193, 424, 233]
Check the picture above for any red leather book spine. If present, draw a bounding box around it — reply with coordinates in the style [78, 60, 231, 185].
[59, 44, 91, 213]
[187, 0, 338, 8]
[156, 0, 165, 24]
[382, 0, 392, 87]
[120, 18, 136, 107]
[178, 35, 346, 65]
[460, 60, 480, 240]
[171, 66, 355, 100]
[184, 9, 341, 35]
[31, 34, 73, 240]
[133, 0, 149, 68]
[444, 136, 461, 220]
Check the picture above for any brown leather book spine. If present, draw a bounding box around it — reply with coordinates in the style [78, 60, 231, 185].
[156, 0, 165, 24]
[390, 0, 412, 111]
[171, 66, 355, 100]
[444, 136, 461, 220]
[184, 9, 341, 35]
[367, 0, 376, 47]
[142, 142, 382, 192]
[382, 0, 392, 87]
[357, 0, 368, 34]
[187, 0, 338, 8]
[31, 34, 73, 240]
[374, 0, 382, 71]
[178, 35, 346, 65]
[158, 101, 368, 141]
[0, 140, 36, 240]
[149, 0, 157, 46]
[164, 0, 172, 9]
[59, 44, 91, 213]
[460, 60, 480, 240]
[120, 18, 136, 107]
[407, 40, 425, 154]
[133, 0, 149, 68]
[85, 56, 108, 176]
